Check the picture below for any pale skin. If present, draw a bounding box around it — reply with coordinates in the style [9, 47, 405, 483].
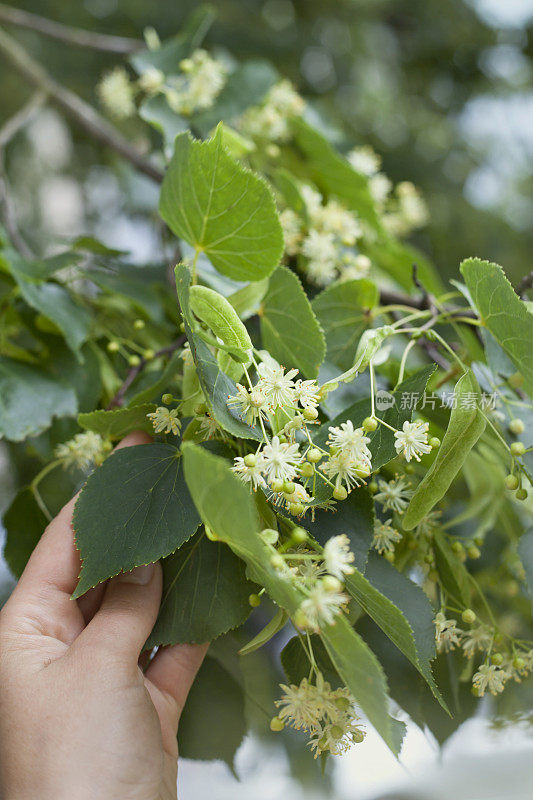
[0, 432, 208, 800]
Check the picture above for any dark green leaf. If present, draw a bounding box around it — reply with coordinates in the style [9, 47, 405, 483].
[160, 127, 283, 282]
[281, 635, 341, 689]
[147, 530, 254, 646]
[0, 357, 77, 441]
[260, 266, 326, 378]
[78, 403, 156, 439]
[433, 531, 471, 605]
[3, 488, 47, 578]
[239, 607, 288, 656]
[72, 443, 200, 597]
[312, 279, 379, 371]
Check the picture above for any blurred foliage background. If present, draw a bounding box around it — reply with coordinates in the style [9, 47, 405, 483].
[1, 0, 532, 283]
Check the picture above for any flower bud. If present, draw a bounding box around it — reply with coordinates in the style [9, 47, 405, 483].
[293, 609, 309, 629]
[467, 545, 481, 560]
[508, 372, 524, 389]
[516, 488, 528, 501]
[303, 407, 318, 421]
[404, 463, 415, 474]
[289, 502, 305, 516]
[322, 575, 343, 593]
[354, 464, 371, 479]
[259, 528, 279, 545]
[307, 448, 322, 463]
[270, 716, 285, 732]
[333, 486, 347, 501]
[249, 593, 262, 607]
[462, 609, 476, 624]
[509, 418, 525, 435]
[291, 527, 308, 544]
[368, 481, 378, 494]
[362, 416, 378, 432]
[244, 453, 257, 467]
[504, 474, 519, 490]
[300, 462, 314, 477]
[270, 554, 284, 569]
[384, 551, 395, 563]
[491, 653, 503, 666]
[429, 437, 441, 449]
[510, 441, 526, 457]
[352, 729, 365, 744]
[283, 480, 295, 495]
[107, 341, 119, 353]
[128, 354, 141, 367]
[133, 319, 145, 330]
[271, 479, 284, 493]
[162, 393, 173, 405]
[513, 656, 526, 670]
[143, 348, 155, 360]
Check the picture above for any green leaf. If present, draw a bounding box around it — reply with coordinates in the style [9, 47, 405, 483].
[460, 258, 533, 397]
[15, 279, 91, 359]
[227, 278, 269, 321]
[433, 531, 471, 605]
[300, 487, 374, 572]
[349, 553, 447, 711]
[315, 365, 436, 469]
[178, 654, 246, 769]
[518, 528, 533, 603]
[0, 357, 77, 441]
[260, 266, 326, 377]
[78, 403, 156, 439]
[403, 370, 486, 530]
[3, 488, 47, 578]
[139, 95, 189, 154]
[147, 530, 253, 646]
[182, 442, 404, 754]
[176, 264, 262, 440]
[363, 238, 443, 295]
[72, 443, 200, 597]
[290, 118, 381, 230]
[160, 126, 283, 282]
[239, 607, 288, 656]
[312, 279, 379, 371]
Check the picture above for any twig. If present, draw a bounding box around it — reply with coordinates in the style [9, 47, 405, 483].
[0, 89, 45, 149]
[107, 336, 186, 409]
[0, 26, 164, 183]
[0, 4, 142, 54]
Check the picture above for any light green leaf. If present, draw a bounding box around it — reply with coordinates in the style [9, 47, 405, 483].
[290, 117, 381, 230]
[160, 127, 283, 282]
[312, 279, 379, 371]
[126, 351, 182, 407]
[433, 531, 472, 605]
[176, 264, 262, 440]
[72, 443, 200, 597]
[227, 278, 269, 321]
[147, 530, 254, 646]
[182, 442, 404, 754]
[403, 370, 486, 530]
[239, 608, 288, 656]
[78, 404, 156, 439]
[461, 257, 533, 397]
[0, 357, 77, 441]
[363, 238, 443, 295]
[260, 266, 326, 378]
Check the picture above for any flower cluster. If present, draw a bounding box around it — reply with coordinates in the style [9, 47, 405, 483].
[97, 67, 136, 119]
[240, 79, 305, 142]
[147, 406, 181, 436]
[164, 49, 228, 116]
[273, 674, 365, 757]
[55, 431, 110, 471]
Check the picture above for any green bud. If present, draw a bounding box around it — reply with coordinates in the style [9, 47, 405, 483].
[452, 541, 465, 556]
[362, 416, 378, 432]
[404, 463, 415, 474]
[291, 527, 308, 544]
[293, 609, 308, 629]
[283, 480, 295, 495]
[271, 479, 284, 493]
[259, 528, 279, 545]
[462, 609, 476, 624]
[143, 348, 155, 360]
[510, 441, 526, 457]
[107, 341, 119, 353]
[307, 448, 322, 463]
[270, 716, 285, 732]
[322, 575, 343, 593]
[504, 474, 519, 490]
[278, 434, 287, 444]
[509, 418, 525, 435]
[162, 393, 173, 405]
[425, 329, 436, 342]
[384, 551, 395, 563]
[429, 437, 441, 449]
[289, 502, 305, 516]
[333, 486, 348, 501]
[270, 554, 284, 569]
[467, 545, 481, 560]
[330, 725, 344, 740]
[352, 729, 365, 744]
[244, 453, 257, 467]
[300, 462, 314, 477]
[303, 407, 318, 421]
[516, 488, 528, 501]
[249, 593, 262, 608]
[513, 656, 526, 670]
[491, 652, 503, 666]
[128, 354, 141, 367]
[335, 696, 351, 711]
[508, 372, 524, 389]
[133, 319, 145, 330]
[179, 322, 186, 332]
[193, 402, 208, 415]
[368, 481, 378, 494]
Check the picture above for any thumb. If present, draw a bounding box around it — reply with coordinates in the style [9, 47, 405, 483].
[77, 562, 162, 662]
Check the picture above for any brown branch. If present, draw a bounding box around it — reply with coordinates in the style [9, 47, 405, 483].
[107, 336, 186, 409]
[0, 26, 164, 183]
[0, 4, 142, 54]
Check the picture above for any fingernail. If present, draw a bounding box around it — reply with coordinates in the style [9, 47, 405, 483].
[120, 564, 155, 585]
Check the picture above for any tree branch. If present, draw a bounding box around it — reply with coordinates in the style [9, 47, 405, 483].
[0, 3, 142, 54]
[107, 336, 186, 409]
[0, 26, 164, 183]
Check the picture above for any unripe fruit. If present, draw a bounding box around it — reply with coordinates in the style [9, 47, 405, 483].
[516, 488, 528, 501]
[307, 448, 322, 463]
[362, 416, 378, 432]
[505, 474, 519, 490]
[429, 437, 441, 449]
[509, 418, 525, 435]
[467, 545, 481, 560]
[283, 480, 295, 495]
[333, 486, 347, 501]
[249, 593, 261, 607]
[462, 609, 476, 624]
[491, 653, 503, 666]
[303, 407, 318, 421]
[107, 340, 119, 353]
[289, 502, 305, 516]
[271, 479, 284, 493]
[300, 462, 314, 477]
[244, 453, 257, 467]
[133, 319, 145, 330]
[322, 575, 343, 593]
[510, 441, 526, 457]
[291, 527, 308, 544]
[162, 393, 173, 405]
[270, 716, 285, 732]
[128, 354, 141, 367]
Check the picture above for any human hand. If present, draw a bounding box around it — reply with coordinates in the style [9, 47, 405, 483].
[0, 432, 208, 800]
